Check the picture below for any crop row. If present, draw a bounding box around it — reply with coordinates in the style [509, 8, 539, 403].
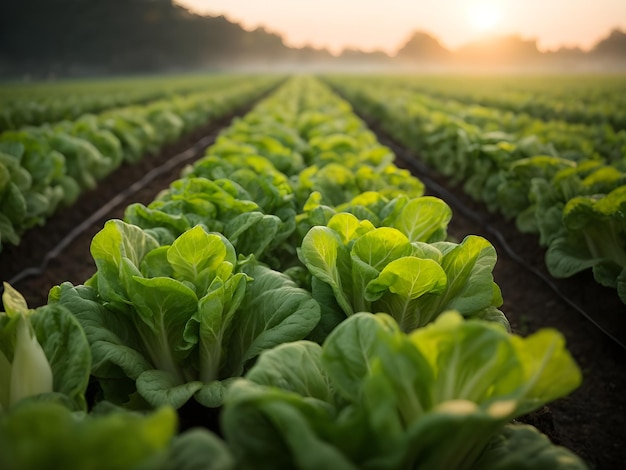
[332, 77, 626, 163]
[1, 76, 586, 469]
[0, 76, 279, 252]
[369, 75, 626, 131]
[0, 74, 266, 132]
[328, 77, 626, 305]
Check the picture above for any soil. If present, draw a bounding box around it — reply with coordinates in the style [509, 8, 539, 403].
[2, 94, 625, 469]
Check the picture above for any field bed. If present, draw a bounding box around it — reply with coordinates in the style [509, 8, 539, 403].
[1, 77, 619, 469]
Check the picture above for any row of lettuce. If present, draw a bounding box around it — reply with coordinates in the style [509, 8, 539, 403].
[327, 76, 626, 305]
[0, 74, 267, 132]
[0, 76, 280, 253]
[371, 75, 626, 131]
[1, 76, 587, 469]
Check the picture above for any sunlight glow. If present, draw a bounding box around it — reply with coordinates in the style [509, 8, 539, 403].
[175, 0, 626, 53]
[468, 2, 502, 32]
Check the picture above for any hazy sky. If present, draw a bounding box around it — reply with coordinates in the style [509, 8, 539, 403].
[175, 0, 626, 54]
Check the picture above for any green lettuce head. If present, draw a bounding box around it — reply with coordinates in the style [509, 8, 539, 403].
[50, 220, 320, 409]
[223, 312, 585, 469]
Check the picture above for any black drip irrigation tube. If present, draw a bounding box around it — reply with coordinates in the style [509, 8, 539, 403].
[3, 133, 217, 292]
[390, 140, 626, 352]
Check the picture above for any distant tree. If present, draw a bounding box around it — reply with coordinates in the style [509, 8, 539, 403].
[591, 28, 626, 59]
[0, 0, 295, 76]
[395, 31, 450, 63]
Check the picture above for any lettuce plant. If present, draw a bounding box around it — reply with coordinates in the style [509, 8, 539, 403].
[50, 220, 320, 409]
[546, 186, 626, 303]
[0, 283, 90, 412]
[155, 428, 234, 470]
[125, 177, 293, 262]
[222, 312, 585, 470]
[187, 154, 295, 216]
[495, 155, 575, 230]
[0, 137, 67, 248]
[0, 145, 34, 248]
[296, 191, 452, 245]
[0, 400, 236, 470]
[293, 161, 424, 210]
[298, 212, 506, 337]
[0, 403, 176, 470]
[217, 124, 306, 176]
[183, 154, 298, 267]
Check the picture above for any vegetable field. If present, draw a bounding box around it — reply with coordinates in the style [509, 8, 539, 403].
[1, 74, 625, 470]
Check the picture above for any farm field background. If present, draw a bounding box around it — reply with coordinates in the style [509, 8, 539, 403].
[1, 1, 626, 469]
[0, 76, 624, 468]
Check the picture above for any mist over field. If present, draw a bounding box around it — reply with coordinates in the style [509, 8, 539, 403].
[1, 0, 625, 79]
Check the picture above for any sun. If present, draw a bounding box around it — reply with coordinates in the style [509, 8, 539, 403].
[468, 2, 502, 32]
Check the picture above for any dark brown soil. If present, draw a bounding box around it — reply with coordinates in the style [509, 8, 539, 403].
[2, 91, 625, 469]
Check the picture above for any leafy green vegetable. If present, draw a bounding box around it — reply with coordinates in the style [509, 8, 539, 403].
[223, 312, 584, 470]
[151, 427, 235, 470]
[0, 402, 176, 470]
[295, 192, 451, 247]
[299, 212, 506, 333]
[125, 177, 292, 262]
[1, 283, 90, 412]
[496, 155, 575, 230]
[474, 424, 589, 470]
[50, 221, 319, 408]
[293, 161, 424, 210]
[546, 186, 626, 302]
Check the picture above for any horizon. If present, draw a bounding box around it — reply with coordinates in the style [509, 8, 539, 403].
[175, 0, 626, 54]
